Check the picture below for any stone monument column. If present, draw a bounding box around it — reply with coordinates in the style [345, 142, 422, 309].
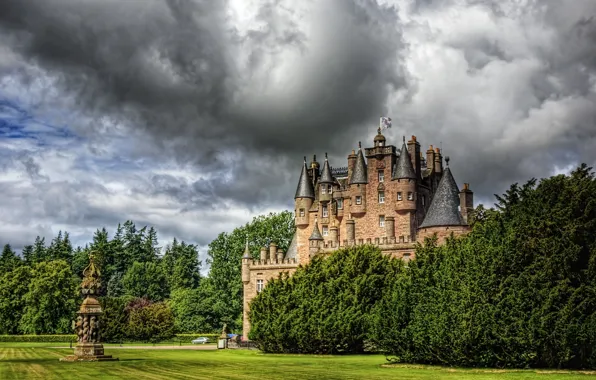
[61, 252, 118, 362]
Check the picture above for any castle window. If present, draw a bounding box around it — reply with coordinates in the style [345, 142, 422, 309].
[256, 279, 264, 293]
[299, 208, 305, 217]
[328, 185, 333, 194]
[355, 196, 362, 205]
[397, 192, 402, 201]
[378, 170, 384, 182]
[322, 226, 328, 236]
[322, 205, 328, 217]
[407, 192, 414, 200]
[337, 199, 343, 209]
[378, 191, 385, 203]
[321, 186, 326, 195]
[379, 215, 385, 227]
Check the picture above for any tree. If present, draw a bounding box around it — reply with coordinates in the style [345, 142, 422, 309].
[170, 287, 217, 333]
[99, 296, 134, 342]
[162, 239, 201, 291]
[19, 260, 78, 334]
[31, 236, 47, 263]
[249, 244, 403, 354]
[126, 299, 175, 343]
[122, 261, 169, 301]
[0, 244, 21, 274]
[375, 164, 596, 369]
[47, 231, 73, 263]
[0, 266, 32, 334]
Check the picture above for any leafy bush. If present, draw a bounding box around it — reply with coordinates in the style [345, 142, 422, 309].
[372, 164, 596, 369]
[126, 299, 175, 343]
[248, 244, 404, 354]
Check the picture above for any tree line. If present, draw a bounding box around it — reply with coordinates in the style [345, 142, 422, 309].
[249, 164, 596, 369]
[0, 212, 295, 341]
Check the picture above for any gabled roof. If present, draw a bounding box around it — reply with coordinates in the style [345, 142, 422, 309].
[309, 221, 324, 240]
[295, 157, 315, 199]
[319, 153, 334, 184]
[349, 143, 368, 184]
[419, 166, 465, 228]
[393, 139, 417, 180]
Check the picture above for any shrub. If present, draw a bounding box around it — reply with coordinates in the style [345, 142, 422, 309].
[248, 244, 404, 354]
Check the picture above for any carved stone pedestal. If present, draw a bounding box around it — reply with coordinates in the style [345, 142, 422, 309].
[60, 343, 118, 361]
[60, 252, 118, 362]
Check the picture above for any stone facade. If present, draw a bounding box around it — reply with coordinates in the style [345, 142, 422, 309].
[241, 129, 474, 339]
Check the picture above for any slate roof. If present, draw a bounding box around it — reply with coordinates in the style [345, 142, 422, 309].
[419, 166, 466, 228]
[309, 221, 324, 240]
[295, 157, 315, 199]
[349, 144, 368, 184]
[392, 140, 417, 180]
[285, 232, 298, 259]
[319, 153, 334, 184]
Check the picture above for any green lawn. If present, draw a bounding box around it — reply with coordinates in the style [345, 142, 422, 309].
[0, 343, 594, 379]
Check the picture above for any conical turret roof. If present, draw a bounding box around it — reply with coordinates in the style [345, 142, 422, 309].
[419, 163, 465, 228]
[295, 157, 315, 199]
[393, 138, 417, 180]
[308, 220, 324, 240]
[242, 238, 251, 259]
[319, 153, 334, 184]
[349, 142, 368, 184]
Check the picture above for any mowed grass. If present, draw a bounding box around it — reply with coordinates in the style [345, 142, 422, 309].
[0, 343, 595, 380]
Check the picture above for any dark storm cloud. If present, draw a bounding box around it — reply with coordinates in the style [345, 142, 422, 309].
[1, 0, 596, 214]
[0, 0, 406, 207]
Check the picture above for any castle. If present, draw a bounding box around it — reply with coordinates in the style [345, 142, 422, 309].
[241, 128, 474, 339]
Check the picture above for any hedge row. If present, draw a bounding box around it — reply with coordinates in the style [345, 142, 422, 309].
[0, 334, 221, 343]
[174, 334, 220, 342]
[0, 335, 77, 342]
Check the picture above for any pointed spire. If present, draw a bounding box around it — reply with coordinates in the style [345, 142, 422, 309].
[393, 138, 417, 180]
[319, 152, 334, 184]
[243, 237, 250, 259]
[349, 143, 368, 184]
[419, 166, 465, 228]
[309, 219, 324, 241]
[295, 156, 315, 199]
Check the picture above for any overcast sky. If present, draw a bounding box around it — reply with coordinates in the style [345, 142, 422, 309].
[0, 0, 595, 265]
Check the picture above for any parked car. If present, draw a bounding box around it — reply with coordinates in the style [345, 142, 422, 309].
[191, 337, 209, 344]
